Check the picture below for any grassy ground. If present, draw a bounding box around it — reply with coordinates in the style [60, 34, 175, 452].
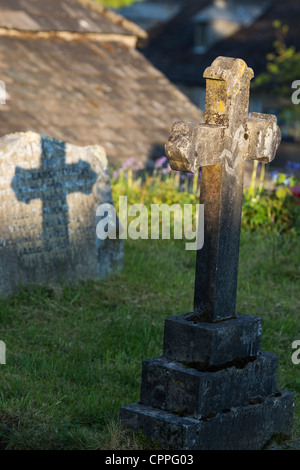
[0, 231, 299, 449]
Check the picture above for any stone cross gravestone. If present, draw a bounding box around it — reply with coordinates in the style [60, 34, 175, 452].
[120, 57, 294, 450]
[0, 131, 123, 296]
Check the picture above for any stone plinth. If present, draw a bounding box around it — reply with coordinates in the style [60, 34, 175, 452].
[163, 313, 262, 366]
[120, 390, 294, 450]
[140, 352, 278, 419]
[120, 313, 294, 449]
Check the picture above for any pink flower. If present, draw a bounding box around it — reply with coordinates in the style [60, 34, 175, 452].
[290, 182, 300, 199]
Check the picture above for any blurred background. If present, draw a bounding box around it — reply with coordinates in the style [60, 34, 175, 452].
[115, 0, 300, 174]
[0, 0, 299, 177]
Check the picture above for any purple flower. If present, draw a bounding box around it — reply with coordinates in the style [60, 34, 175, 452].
[122, 157, 136, 170]
[180, 172, 191, 182]
[162, 164, 171, 174]
[155, 156, 168, 168]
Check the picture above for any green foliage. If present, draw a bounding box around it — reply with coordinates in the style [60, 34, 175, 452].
[111, 158, 300, 236]
[242, 162, 300, 235]
[93, 0, 142, 9]
[253, 21, 300, 134]
[254, 21, 300, 96]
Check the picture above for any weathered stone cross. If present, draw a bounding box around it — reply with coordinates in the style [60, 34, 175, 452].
[12, 135, 97, 251]
[166, 56, 281, 322]
[120, 57, 294, 450]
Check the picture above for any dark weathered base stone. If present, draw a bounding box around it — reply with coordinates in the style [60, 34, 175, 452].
[140, 351, 278, 418]
[163, 313, 262, 366]
[120, 389, 294, 450]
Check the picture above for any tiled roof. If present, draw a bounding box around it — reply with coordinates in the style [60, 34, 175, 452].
[0, 0, 146, 37]
[0, 0, 203, 167]
[0, 35, 203, 167]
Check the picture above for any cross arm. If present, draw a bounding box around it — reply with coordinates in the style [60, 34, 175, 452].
[245, 113, 281, 163]
[12, 167, 45, 203]
[165, 121, 225, 173]
[11, 160, 98, 204]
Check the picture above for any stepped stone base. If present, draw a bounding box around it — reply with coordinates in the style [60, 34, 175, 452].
[120, 312, 295, 449]
[140, 351, 278, 419]
[120, 389, 294, 450]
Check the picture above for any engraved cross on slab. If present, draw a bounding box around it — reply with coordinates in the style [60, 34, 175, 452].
[165, 56, 281, 322]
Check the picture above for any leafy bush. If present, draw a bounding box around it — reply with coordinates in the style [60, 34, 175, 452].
[242, 161, 300, 234]
[253, 21, 300, 139]
[111, 158, 300, 235]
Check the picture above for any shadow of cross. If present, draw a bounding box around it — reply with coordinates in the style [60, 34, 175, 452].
[12, 135, 97, 252]
[165, 56, 281, 323]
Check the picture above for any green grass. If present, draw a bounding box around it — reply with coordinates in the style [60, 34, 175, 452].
[0, 232, 299, 449]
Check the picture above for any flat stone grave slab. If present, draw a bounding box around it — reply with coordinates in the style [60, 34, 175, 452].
[0, 131, 123, 295]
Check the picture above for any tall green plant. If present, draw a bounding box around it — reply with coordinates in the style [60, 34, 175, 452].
[93, 0, 142, 9]
[111, 158, 300, 235]
[242, 163, 300, 234]
[254, 21, 300, 136]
